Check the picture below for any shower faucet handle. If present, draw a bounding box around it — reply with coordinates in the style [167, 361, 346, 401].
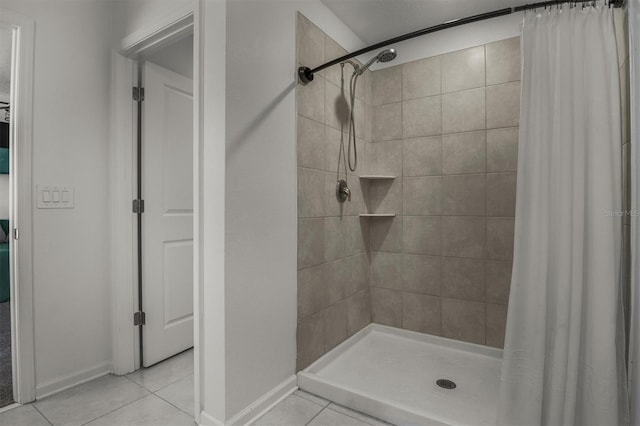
[336, 179, 351, 203]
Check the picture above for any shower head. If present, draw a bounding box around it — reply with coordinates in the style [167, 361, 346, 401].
[358, 48, 397, 74]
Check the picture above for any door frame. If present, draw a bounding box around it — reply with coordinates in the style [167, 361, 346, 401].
[0, 8, 36, 404]
[109, 2, 202, 422]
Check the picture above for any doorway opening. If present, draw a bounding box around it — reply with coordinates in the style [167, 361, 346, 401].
[0, 23, 12, 409]
[111, 7, 199, 419]
[0, 9, 36, 407]
[137, 34, 195, 368]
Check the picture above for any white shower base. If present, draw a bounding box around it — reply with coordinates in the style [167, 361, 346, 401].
[297, 324, 502, 426]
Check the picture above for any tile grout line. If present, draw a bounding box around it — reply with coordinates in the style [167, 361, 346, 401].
[325, 404, 388, 426]
[152, 390, 194, 419]
[32, 403, 54, 426]
[304, 405, 326, 426]
[78, 393, 151, 426]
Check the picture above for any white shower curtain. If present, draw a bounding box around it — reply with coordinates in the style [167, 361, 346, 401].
[498, 4, 630, 426]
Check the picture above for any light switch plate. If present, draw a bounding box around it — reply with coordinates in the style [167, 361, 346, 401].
[36, 185, 75, 209]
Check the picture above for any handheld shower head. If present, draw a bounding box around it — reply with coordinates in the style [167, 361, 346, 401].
[358, 48, 397, 74]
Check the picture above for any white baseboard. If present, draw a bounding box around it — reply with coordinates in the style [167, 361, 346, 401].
[198, 375, 297, 425]
[199, 410, 225, 426]
[0, 403, 20, 415]
[35, 363, 111, 399]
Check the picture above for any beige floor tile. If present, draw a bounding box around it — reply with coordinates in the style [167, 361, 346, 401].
[85, 394, 194, 426]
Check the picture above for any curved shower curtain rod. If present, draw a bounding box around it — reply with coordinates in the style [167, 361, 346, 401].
[298, 0, 626, 85]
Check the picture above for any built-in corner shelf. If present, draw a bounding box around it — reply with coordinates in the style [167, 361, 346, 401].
[359, 175, 396, 180]
[359, 174, 397, 217]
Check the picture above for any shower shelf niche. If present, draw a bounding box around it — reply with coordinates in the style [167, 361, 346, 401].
[359, 174, 396, 217]
[359, 175, 396, 180]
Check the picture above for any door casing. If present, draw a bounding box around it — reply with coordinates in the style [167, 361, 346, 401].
[0, 8, 35, 405]
[110, 3, 202, 423]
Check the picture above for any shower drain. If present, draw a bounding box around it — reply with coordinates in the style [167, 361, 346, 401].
[436, 379, 457, 389]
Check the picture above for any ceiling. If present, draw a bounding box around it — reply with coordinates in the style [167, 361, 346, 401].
[0, 26, 11, 100]
[321, 0, 533, 45]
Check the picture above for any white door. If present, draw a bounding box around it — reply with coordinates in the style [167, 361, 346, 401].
[142, 62, 194, 367]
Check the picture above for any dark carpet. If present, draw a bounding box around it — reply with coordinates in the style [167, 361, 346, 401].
[0, 302, 12, 408]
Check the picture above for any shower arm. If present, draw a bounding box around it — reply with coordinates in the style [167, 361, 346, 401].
[297, 0, 625, 85]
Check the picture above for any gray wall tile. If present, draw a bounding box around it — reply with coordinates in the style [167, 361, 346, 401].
[368, 178, 403, 215]
[298, 74, 325, 124]
[442, 88, 485, 133]
[403, 176, 442, 216]
[402, 96, 442, 138]
[346, 216, 368, 257]
[297, 312, 325, 370]
[487, 218, 515, 260]
[298, 115, 325, 170]
[486, 82, 520, 129]
[324, 217, 347, 262]
[486, 173, 517, 217]
[371, 287, 403, 327]
[298, 168, 326, 218]
[442, 298, 485, 344]
[325, 259, 347, 306]
[297, 13, 325, 70]
[402, 293, 442, 335]
[324, 36, 348, 87]
[487, 127, 519, 172]
[442, 174, 486, 216]
[325, 81, 350, 130]
[347, 253, 369, 296]
[486, 303, 508, 348]
[370, 217, 403, 253]
[486, 37, 520, 85]
[372, 66, 402, 105]
[403, 216, 442, 255]
[442, 258, 485, 302]
[298, 265, 329, 318]
[347, 290, 371, 336]
[402, 254, 442, 296]
[442, 131, 486, 175]
[403, 56, 441, 100]
[324, 127, 343, 173]
[485, 260, 512, 304]
[442, 216, 486, 259]
[370, 140, 403, 177]
[371, 251, 403, 290]
[324, 301, 348, 351]
[298, 218, 325, 269]
[403, 136, 442, 177]
[373, 103, 402, 141]
[442, 46, 485, 92]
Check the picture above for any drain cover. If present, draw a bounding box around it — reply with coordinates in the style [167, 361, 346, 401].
[436, 379, 456, 389]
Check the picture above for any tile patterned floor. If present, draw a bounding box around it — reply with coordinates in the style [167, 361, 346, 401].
[252, 390, 394, 426]
[0, 349, 391, 426]
[0, 349, 194, 426]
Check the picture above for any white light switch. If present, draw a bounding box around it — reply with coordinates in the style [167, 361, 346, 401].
[36, 185, 75, 209]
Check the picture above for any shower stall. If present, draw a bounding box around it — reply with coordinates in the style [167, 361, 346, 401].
[295, 1, 631, 424]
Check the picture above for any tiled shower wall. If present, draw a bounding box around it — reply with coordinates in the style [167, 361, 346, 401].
[296, 13, 373, 370]
[367, 39, 521, 347]
[297, 9, 631, 369]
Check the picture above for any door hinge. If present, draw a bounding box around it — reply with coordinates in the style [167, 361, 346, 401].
[132, 199, 145, 214]
[133, 311, 146, 326]
[132, 87, 145, 102]
[13, 228, 18, 240]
